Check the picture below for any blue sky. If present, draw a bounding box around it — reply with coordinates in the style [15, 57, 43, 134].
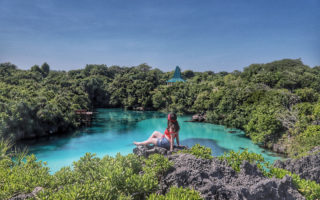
[0, 0, 319, 72]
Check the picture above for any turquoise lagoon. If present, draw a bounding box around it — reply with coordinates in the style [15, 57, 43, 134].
[20, 109, 281, 173]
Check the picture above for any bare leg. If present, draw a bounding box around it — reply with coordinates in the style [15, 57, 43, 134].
[147, 131, 163, 140]
[134, 138, 158, 146]
[134, 131, 163, 146]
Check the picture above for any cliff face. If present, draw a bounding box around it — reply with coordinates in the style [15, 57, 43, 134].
[274, 146, 320, 184]
[133, 146, 305, 200]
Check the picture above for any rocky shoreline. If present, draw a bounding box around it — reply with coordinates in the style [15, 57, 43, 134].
[133, 145, 305, 200]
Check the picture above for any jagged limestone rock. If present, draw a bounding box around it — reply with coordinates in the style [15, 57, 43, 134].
[134, 146, 305, 200]
[274, 146, 320, 184]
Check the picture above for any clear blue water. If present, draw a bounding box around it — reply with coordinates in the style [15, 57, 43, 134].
[19, 109, 282, 173]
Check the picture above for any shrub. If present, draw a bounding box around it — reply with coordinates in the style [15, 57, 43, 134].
[38, 153, 172, 200]
[293, 125, 320, 156]
[1, 151, 174, 200]
[218, 149, 269, 174]
[148, 186, 203, 200]
[179, 144, 213, 159]
[0, 155, 52, 200]
[244, 105, 283, 145]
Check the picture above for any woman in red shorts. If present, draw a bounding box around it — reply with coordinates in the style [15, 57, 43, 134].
[134, 113, 180, 151]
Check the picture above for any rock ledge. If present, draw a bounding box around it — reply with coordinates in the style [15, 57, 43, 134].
[133, 145, 305, 200]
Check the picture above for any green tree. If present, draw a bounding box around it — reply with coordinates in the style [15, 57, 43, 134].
[245, 105, 283, 145]
[40, 62, 50, 77]
[30, 65, 42, 74]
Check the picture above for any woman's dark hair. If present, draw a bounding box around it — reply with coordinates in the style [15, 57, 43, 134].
[167, 113, 180, 132]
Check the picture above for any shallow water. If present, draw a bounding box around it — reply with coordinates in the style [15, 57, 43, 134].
[19, 108, 282, 173]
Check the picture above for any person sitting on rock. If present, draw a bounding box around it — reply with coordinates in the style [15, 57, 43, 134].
[134, 113, 180, 151]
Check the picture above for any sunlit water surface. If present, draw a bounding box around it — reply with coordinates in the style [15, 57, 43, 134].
[19, 109, 282, 173]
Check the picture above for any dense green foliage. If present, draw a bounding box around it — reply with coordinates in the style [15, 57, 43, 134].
[1, 59, 320, 156]
[0, 143, 174, 199]
[1, 154, 52, 199]
[291, 125, 320, 156]
[0, 62, 90, 140]
[37, 153, 172, 199]
[219, 150, 320, 200]
[0, 140, 204, 200]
